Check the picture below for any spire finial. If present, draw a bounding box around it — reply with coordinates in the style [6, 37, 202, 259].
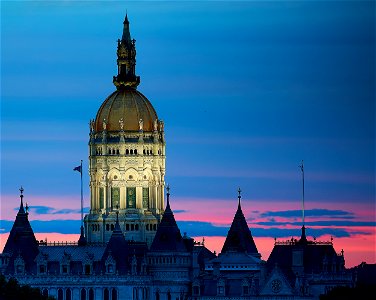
[19, 186, 25, 213]
[298, 160, 305, 226]
[166, 184, 170, 209]
[237, 187, 241, 207]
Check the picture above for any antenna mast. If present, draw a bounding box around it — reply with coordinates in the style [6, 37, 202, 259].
[299, 160, 305, 225]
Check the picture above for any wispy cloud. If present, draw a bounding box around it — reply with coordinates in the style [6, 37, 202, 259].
[258, 208, 355, 219]
[13, 205, 89, 215]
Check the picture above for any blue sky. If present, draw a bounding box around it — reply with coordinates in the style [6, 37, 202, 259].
[1, 1, 375, 266]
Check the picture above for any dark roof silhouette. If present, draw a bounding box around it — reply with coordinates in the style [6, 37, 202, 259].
[101, 212, 129, 274]
[267, 226, 345, 283]
[3, 188, 39, 274]
[221, 193, 259, 255]
[149, 189, 187, 252]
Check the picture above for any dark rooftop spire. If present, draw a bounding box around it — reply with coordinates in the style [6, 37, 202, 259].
[122, 12, 131, 43]
[3, 187, 39, 274]
[77, 225, 87, 246]
[150, 185, 187, 252]
[166, 184, 171, 210]
[297, 225, 308, 245]
[114, 13, 140, 88]
[237, 187, 241, 208]
[102, 210, 129, 274]
[221, 189, 259, 255]
[19, 186, 25, 214]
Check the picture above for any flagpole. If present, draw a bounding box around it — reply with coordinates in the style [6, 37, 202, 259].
[80, 159, 83, 227]
[300, 160, 305, 226]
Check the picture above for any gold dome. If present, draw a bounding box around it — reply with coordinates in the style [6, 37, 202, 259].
[94, 87, 158, 132]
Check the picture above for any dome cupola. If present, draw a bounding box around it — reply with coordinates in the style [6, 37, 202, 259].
[86, 15, 166, 247]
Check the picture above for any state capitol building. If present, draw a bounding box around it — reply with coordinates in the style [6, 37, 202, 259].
[1, 15, 356, 300]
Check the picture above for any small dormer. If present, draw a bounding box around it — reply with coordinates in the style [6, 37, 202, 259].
[60, 252, 71, 275]
[36, 252, 48, 275]
[14, 253, 25, 275]
[105, 251, 116, 274]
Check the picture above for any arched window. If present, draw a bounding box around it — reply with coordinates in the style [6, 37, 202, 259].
[130, 149, 134, 155]
[66, 288, 72, 300]
[135, 224, 139, 231]
[104, 288, 110, 300]
[81, 288, 87, 300]
[89, 288, 95, 300]
[112, 288, 118, 300]
[155, 291, 160, 300]
[106, 224, 110, 231]
[58, 289, 63, 300]
[42, 289, 48, 297]
[167, 291, 171, 300]
[111, 224, 115, 231]
[126, 149, 129, 155]
[134, 149, 137, 155]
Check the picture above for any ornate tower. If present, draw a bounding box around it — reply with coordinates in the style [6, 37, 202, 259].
[85, 15, 166, 246]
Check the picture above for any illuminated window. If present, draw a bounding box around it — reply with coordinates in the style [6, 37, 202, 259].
[111, 187, 120, 209]
[142, 187, 149, 208]
[127, 187, 136, 208]
[99, 187, 104, 209]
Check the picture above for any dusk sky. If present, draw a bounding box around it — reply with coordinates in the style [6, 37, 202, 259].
[1, 0, 375, 268]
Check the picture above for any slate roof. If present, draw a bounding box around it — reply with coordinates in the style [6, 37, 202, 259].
[39, 245, 106, 261]
[267, 226, 343, 283]
[101, 212, 130, 274]
[221, 200, 259, 255]
[3, 191, 39, 274]
[149, 191, 187, 252]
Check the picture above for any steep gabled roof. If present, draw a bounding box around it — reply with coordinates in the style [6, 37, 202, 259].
[149, 188, 187, 252]
[101, 212, 129, 274]
[221, 190, 259, 255]
[3, 188, 39, 274]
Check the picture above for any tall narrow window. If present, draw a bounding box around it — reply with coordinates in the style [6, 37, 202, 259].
[81, 289, 87, 300]
[99, 187, 104, 209]
[142, 187, 149, 208]
[127, 187, 136, 208]
[58, 289, 63, 300]
[89, 288, 94, 300]
[66, 288, 72, 300]
[111, 187, 120, 209]
[112, 288, 118, 300]
[104, 288, 110, 300]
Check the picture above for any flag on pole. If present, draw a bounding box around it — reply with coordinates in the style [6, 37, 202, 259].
[73, 165, 82, 173]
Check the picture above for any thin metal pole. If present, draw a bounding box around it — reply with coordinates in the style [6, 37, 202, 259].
[301, 160, 305, 225]
[80, 159, 83, 227]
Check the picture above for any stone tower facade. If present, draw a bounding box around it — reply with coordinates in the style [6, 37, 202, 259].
[84, 15, 166, 246]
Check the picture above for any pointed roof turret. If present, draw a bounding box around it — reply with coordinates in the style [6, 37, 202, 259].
[102, 210, 129, 274]
[3, 187, 39, 274]
[221, 188, 259, 255]
[122, 13, 131, 43]
[150, 186, 187, 252]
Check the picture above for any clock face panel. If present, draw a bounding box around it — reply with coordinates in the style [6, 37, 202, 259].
[271, 279, 282, 293]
